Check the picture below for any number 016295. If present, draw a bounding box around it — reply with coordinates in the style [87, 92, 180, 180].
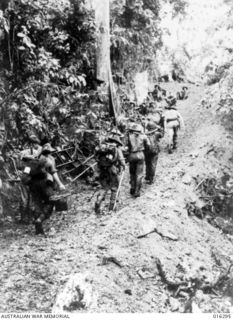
[213, 314, 231, 319]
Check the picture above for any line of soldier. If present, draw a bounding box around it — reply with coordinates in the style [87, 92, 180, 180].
[94, 95, 185, 214]
[122, 85, 188, 120]
[19, 93, 185, 234]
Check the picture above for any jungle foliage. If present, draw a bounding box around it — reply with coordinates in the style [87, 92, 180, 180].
[0, 0, 96, 147]
[0, 0, 188, 149]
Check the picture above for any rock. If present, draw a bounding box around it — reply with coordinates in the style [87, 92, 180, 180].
[192, 301, 202, 313]
[124, 289, 132, 295]
[52, 273, 97, 313]
[169, 297, 180, 311]
[182, 174, 192, 185]
[137, 269, 155, 279]
[189, 151, 199, 158]
[214, 217, 226, 229]
[140, 217, 157, 235]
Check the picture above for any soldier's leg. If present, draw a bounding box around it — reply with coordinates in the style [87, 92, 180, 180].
[28, 181, 43, 235]
[134, 160, 144, 197]
[34, 200, 54, 235]
[109, 172, 119, 211]
[148, 153, 159, 184]
[34, 182, 54, 235]
[167, 127, 174, 153]
[33, 196, 46, 235]
[19, 184, 31, 224]
[95, 189, 108, 214]
[109, 188, 117, 211]
[145, 153, 150, 181]
[173, 127, 178, 149]
[129, 161, 136, 195]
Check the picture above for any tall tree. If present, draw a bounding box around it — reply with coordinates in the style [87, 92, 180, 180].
[95, 0, 110, 83]
[94, 0, 120, 123]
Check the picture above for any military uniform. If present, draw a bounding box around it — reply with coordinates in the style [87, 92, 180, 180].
[127, 123, 149, 197]
[95, 136, 125, 213]
[19, 134, 42, 224]
[22, 143, 65, 234]
[163, 97, 185, 153]
[145, 114, 164, 184]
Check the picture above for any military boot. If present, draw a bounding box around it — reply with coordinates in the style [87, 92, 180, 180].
[130, 176, 136, 196]
[95, 191, 106, 214]
[147, 178, 154, 185]
[109, 191, 117, 211]
[130, 188, 135, 195]
[168, 145, 173, 154]
[134, 190, 140, 197]
[134, 177, 142, 198]
[35, 218, 44, 235]
[94, 201, 101, 214]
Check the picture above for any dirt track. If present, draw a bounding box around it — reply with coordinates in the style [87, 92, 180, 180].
[1, 83, 233, 313]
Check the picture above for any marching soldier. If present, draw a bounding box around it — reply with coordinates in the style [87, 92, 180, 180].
[94, 136, 125, 214]
[126, 123, 149, 197]
[163, 96, 185, 153]
[177, 86, 188, 100]
[22, 143, 66, 234]
[145, 113, 164, 184]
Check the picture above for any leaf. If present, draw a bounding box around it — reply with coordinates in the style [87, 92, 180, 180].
[17, 32, 25, 38]
[77, 75, 86, 87]
[3, 18, 9, 34]
[69, 76, 75, 84]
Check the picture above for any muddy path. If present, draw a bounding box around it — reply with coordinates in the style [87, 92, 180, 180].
[1, 83, 233, 313]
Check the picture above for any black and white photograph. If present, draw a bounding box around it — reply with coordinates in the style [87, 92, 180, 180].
[0, 0, 233, 315]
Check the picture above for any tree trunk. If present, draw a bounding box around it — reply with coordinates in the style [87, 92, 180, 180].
[94, 0, 121, 123]
[95, 0, 110, 84]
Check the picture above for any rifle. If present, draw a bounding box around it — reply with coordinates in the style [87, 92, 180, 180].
[112, 170, 125, 211]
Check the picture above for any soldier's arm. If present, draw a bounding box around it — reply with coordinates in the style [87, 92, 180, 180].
[177, 112, 185, 130]
[53, 172, 65, 190]
[163, 112, 168, 132]
[49, 157, 66, 190]
[143, 134, 150, 149]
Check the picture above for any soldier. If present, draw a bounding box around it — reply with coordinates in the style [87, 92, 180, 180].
[109, 127, 124, 141]
[126, 123, 149, 197]
[177, 86, 188, 100]
[138, 103, 148, 116]
[22, 143, 65, 234]
[94, 136, 125, 214]
[144, 113, 164, 184]
[163, 96, 185, 153]
[19, 134, 42, 224]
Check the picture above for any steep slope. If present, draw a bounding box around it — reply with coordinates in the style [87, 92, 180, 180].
[0, 83, 233, 313]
